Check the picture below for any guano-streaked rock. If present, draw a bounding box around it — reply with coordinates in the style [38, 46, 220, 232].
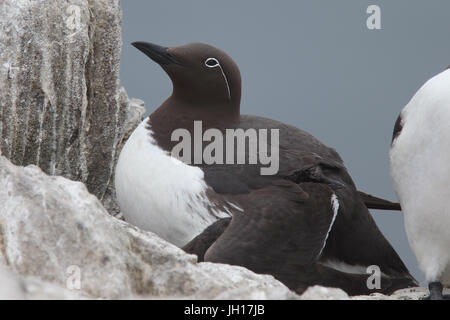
[0, 0, 144, 215]
[0, 156, 299, 299]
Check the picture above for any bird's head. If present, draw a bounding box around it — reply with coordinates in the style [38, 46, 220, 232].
[132, 42, 241, 111]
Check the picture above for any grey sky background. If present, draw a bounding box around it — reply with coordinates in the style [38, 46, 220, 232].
[120, 0, 450, 285]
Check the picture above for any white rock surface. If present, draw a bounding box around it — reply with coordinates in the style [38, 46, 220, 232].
[352, 287, 450, 300]
[298, 285, 450, 300]
[0, 264, 92, 300]
[0, 156, 298, 299]
[0, 265, 25, 300]
[300, 285, 350, 300]
[0, 0, 144, 215]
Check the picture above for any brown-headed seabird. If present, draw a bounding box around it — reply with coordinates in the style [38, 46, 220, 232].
[115, 41, 416, 295]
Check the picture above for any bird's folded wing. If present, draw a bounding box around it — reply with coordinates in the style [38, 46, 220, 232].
[204, 181, 338, 274]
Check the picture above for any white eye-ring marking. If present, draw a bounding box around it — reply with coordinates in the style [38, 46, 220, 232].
[205, 57, 220, 68]
[204, 57, 231, 101]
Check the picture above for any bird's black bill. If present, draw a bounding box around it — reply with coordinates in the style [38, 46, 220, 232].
[131, 41, 181, 65]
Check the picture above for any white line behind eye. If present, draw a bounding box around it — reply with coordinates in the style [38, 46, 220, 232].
[204, 57, 231, 101]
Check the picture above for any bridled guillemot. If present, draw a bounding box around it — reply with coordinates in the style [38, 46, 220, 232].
[115, 41, 416, 295]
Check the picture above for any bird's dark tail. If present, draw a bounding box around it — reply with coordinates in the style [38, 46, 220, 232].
[357, 190, 401, 211]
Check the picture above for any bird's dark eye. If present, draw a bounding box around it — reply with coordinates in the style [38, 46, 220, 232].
[205, 57, 219, 68]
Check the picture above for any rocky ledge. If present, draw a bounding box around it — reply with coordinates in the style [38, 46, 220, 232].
[0, 155, 437, 300]
[0, 155, 299, 299]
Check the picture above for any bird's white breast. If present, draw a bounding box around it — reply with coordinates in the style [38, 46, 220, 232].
[115, 117, 229, 247]
[390, 69, 450, 283]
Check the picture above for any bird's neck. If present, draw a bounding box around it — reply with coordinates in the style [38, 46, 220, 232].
[147, 96, 240, 153]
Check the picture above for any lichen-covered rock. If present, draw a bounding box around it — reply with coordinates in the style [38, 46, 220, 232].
[0, 156, 298, 299]
[0, 0, 143, 215]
